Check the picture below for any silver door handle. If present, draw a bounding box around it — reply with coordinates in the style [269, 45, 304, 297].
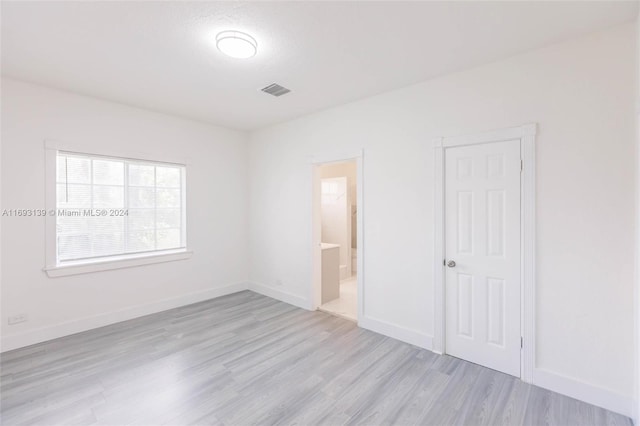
[447, 260, 456, 268]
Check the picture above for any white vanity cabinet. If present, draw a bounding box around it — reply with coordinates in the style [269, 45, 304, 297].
[321, 243, 340, 304]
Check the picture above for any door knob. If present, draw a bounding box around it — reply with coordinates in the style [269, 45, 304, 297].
[447, 260, 456, 268]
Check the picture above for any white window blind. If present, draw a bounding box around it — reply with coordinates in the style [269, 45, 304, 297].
[56, 151, 186, 263]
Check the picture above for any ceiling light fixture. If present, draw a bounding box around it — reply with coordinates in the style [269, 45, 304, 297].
[216, 30, 257, 59]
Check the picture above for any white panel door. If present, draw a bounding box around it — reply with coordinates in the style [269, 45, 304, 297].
[445, 139, 521, 377]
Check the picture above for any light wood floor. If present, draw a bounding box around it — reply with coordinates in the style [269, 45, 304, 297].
[0, 291, 632, 426]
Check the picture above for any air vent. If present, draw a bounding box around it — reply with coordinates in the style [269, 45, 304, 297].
[261, 83, 291, 97]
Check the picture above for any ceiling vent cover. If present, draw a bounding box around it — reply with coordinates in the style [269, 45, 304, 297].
[261, 83, 291, 97]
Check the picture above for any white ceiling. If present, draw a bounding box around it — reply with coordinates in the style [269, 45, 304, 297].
[2, 1, 638, 130]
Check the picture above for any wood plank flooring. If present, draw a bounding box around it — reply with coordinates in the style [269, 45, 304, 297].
[0, 291, 633, 426]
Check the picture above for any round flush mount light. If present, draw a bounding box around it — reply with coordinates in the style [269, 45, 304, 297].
[216, 30, 257, 59]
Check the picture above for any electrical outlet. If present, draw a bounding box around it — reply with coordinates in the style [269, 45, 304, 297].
[8, 314, 28, 325]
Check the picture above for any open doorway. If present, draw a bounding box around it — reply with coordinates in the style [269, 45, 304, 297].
[312, 159, 359, 322]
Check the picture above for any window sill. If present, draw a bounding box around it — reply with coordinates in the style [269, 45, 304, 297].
[43, 250, 193, 278]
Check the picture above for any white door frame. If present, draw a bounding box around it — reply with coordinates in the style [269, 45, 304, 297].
[433, 123, 537, 382]
[310, 150, 364, 322]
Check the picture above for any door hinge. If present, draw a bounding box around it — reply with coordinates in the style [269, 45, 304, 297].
[443, 259, 446, 266]
[520, 159, 523, 172]
[521, 337, 523, 348]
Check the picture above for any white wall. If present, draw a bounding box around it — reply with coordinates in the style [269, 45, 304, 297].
[248, 24, 636, 414]
[1, 79, 249, 350]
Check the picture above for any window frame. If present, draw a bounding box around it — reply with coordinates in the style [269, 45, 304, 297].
[44, 140, 192, 277]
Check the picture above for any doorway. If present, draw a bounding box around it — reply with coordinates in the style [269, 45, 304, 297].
[311, 154, 363, 323]
[433, 123, 537, 381]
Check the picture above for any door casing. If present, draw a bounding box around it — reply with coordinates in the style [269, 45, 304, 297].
[433, 123, 537, 383]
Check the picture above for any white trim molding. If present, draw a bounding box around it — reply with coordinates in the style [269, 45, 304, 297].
[310, 149, 364, 166]
[248, 282, 312, 311]
[1, 282, 247, 352]
[432, 136, 445, 355]
[520, 124, 537, 384]
[44, 250, 193, 278]
[534, 368, 633, 418]
[359, 315, 433, 351]
[432, 123, 537, 381]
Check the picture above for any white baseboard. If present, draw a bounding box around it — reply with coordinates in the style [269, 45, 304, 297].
[358, 315, 433, 350]
[534, 368, 633, 418]
[0, 282, 248, 352]
[246, 284, 433, 351]
[247, 282, 312, 310]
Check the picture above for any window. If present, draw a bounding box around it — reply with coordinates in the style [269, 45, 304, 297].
[50, 150, 187, 271]
[321, 179, 344, 205]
